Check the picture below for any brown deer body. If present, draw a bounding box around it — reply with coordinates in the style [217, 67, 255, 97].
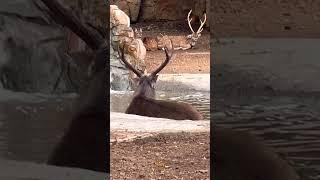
[118, 44, 203, 120]
[213, 127, 300, 180]
[40, 0, 108, 173]
[126, 95, 203, 120]
[47, 45, 108, 173]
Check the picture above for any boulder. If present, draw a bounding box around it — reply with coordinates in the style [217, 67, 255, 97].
[111, 0, 142, 23]
[110, 5, 146, 91]
[0, 0, 67, 93]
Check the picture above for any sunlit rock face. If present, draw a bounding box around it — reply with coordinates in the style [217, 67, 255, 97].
[110, 5, 146, 91]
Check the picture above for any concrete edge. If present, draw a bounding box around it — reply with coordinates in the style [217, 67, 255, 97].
[0, 159, 109, 180]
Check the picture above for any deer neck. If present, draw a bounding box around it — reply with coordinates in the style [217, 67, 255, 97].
[133, 82, 156, 99]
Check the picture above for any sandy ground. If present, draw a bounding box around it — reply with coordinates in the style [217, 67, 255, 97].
[111, 132, 210, 180]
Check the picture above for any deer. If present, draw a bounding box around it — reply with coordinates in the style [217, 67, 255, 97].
[47, 45, 108, 172]
[181, 9, 207, 50]
[39, 0, 109, 173]
[143, 9, 207, 51]
[117, 43, 203, 120]
[213, 127, 300, 180]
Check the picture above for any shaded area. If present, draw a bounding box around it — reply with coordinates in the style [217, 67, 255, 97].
[0, 90, 75, 163]
[213, 39, 320, 179]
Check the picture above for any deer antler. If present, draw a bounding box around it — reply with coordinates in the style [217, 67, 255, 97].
[187, 9, 195, 34]
[196, 13, 207, 34]
[118, 44, 142, 77]
[39, 0, 104, 50]
[151, 40, 173, 77]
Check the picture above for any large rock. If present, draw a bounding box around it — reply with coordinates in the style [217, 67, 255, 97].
[111, 0, 142, 23]
[0, 0, 107, 93]
[110, 5, 146, 91]
[0, 0, 67, 93]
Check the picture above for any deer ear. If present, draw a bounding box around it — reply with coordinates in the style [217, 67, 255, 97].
[187, 34, 192, 38]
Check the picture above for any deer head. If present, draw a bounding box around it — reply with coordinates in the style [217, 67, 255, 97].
[134, 28, 143, 39]
[118, 42, 173, 98]
[187, 9, 207, 47]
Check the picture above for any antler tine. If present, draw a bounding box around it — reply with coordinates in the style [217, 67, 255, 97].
[151, 40, 173, 77]
[117, 44, 142, 77]
[196, 13, 207, 34]
[187, 9, 195, 34]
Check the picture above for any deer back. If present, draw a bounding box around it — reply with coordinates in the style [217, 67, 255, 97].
[126, 96, 203, 120]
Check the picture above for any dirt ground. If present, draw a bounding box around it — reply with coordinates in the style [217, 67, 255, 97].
[111, 132, 210, 180]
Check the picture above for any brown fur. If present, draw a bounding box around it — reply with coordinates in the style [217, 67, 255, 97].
[126, 95, 203, 120]
[213, 127, 300, 180]
[47, 45, 108, 173]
